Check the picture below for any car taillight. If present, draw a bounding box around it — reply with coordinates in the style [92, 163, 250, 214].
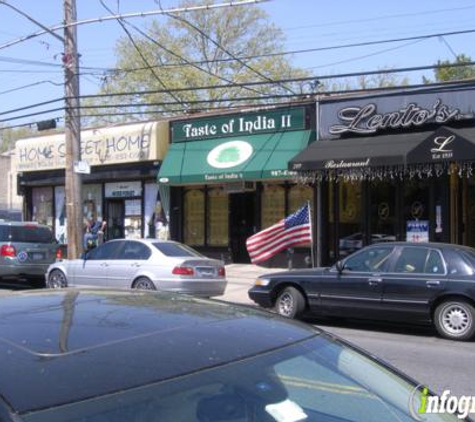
[56, 248, 63, 260]
[1, 244, 16, 258]
[172, 266, 194, 276]
[218, 267, 226, 277]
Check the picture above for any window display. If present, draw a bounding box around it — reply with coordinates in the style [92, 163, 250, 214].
[261, 184, 285, 229]
[207, 188, 228, 246]
[31, 187, 53, 227]
[184, 189, 205, 245]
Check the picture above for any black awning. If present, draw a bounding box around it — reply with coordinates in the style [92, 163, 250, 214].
[290, 127, 475, 174]
[407, 126, 475, 165]
[289, 131, 429, 172]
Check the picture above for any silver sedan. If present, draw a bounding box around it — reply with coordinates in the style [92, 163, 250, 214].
[46, 239, 227, 297]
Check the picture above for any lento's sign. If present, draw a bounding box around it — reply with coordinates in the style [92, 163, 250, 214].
[172, 107, 306, 142]
[329, 100, 460, 135]
[15, 122, 166, 172]
[320, 87, 475, 139]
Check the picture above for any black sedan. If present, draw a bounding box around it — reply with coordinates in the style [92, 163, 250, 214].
[0, 288, 466, 421]
[249, 242, 475, 341]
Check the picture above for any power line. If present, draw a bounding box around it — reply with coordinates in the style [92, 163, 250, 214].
[119, 17, 267, 97]
[2, 78, 475, 126]
[0, 0, 269, 51]
[1, 59, 475, 119]
[0, 79, 62, 96]
[282, 5, 475, 32]
[99, 0, 186, 106]
[157, 0, 298, 96]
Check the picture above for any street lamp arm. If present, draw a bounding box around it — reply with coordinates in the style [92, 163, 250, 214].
[0, 0, 269, 51]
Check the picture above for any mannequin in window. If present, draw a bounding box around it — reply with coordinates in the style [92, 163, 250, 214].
[84, 217, 107, 250]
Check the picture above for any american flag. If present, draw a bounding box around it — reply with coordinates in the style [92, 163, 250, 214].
[246, 204, 312, 264]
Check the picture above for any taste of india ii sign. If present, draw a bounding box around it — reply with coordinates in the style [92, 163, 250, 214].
[171, 108, 306, 179]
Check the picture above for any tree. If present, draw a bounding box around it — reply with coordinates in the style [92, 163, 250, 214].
[0, 126, 38, 153]
[84, 0, 309, 125]
[423, 54, 475, 83]
[323, 70, 409, 93]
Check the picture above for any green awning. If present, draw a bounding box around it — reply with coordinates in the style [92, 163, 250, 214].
[158, 130, 313, 185]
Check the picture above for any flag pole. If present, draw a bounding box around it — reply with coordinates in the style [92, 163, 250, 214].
[307, 200, 315, 268]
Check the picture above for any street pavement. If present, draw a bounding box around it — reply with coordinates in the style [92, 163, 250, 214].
[218, 264, 475, 397]
[218, 263, 285, 305]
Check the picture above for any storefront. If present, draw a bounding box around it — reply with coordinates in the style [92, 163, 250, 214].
[15, 121, 169, 244]
[158, 104, 316, 267]
[290, 85, 475, 265]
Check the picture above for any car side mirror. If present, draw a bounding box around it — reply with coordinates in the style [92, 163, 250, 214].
[335, 260, 344, 273]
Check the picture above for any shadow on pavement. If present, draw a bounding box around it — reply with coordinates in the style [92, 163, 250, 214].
[301, 314, 439, 338]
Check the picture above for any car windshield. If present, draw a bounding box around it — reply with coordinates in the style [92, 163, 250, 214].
[152, 242, 204, 257]
[0, 225, 54, 244]
[22, 336, 453, 422]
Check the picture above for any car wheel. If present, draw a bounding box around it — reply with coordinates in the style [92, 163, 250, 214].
[47, 270, 67, 289]
[275, 287, 306, 319]
[434, 301, 475, 341]
[133, 277, 156, 290]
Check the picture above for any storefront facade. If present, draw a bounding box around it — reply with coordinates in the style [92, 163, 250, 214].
[15, 121, 169, 244]
[290, 85, 475, 265]
[158, 104, 316, 267]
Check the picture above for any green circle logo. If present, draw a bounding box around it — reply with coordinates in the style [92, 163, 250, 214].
[207, 141, 253, 169]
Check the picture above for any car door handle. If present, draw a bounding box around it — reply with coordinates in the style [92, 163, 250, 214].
[426, 280, 441, 287]
[132, 262, 141, 267]
[100, 263, 109, 267]
[368, 277, 382, 286]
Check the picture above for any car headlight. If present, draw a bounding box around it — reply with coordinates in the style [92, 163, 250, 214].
[255, 278, 270, 286]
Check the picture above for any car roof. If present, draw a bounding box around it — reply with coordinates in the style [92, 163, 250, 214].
[0, 221, 50, 228]
[364, 241, 475, 252]
[0, 289, 318, 414]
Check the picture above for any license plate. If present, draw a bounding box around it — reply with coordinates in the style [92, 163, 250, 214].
[197, 267, 215, 277]
[32, 253, 44, 260]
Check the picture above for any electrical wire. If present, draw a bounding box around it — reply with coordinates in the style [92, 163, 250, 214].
[156, 0, 298, 96]
[99, 0, 186, 106]
[1, 59, 475, 119]
[2, 78, 475, 126]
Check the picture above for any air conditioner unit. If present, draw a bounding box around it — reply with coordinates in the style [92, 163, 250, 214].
[223, 181, 256, 193]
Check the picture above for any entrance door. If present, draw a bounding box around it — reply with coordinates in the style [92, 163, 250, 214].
[107, 200, 125, 240]
[229, 192, 255, 263]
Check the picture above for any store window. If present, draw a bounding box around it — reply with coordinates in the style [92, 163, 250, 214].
[144, 183, 159, 239]
[54, 186, 66, 244]
[338, 181, 363, 257]
[184, 189, 205, 245]
[31, 187, 53, 227]
[82, 184, 103, 223]
[289, 185, 313, 213]
[289, 185, 313, 247]
[207, 188, 228, 246]
[261, 184, 285, 229]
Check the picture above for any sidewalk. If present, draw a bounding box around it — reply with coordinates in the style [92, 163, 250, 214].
[217, 263, 285, 305]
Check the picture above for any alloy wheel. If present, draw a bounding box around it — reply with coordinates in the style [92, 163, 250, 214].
[440, 304, 471, 336]
[277, 292, 294, 317]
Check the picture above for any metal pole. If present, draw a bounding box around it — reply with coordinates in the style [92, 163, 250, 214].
[307, 200, 315, 268]
[315, 95, 323, 267]
[64, 0, 82, 258]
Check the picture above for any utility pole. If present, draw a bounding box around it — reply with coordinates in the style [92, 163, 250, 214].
[64, 0, 82, 258]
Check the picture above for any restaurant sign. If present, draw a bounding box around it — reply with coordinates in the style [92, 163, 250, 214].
[172, 107, 306, 142]
[320, 87, 475, 139]
[329, 100, 460, 135]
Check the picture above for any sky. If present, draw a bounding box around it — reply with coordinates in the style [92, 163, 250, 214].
[1, 0, 475, 131]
